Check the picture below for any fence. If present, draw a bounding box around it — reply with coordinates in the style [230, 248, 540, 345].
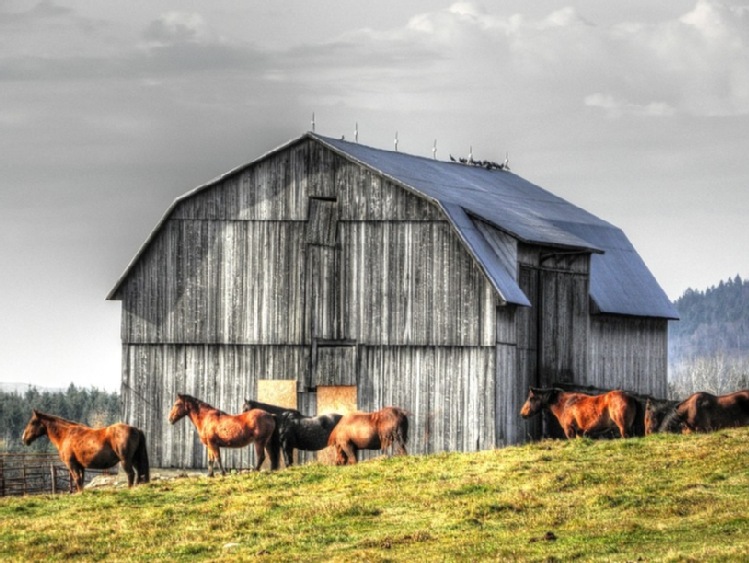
[0, 453, 113, 496]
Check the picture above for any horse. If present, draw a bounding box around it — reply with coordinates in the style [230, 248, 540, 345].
[21, 410, 150, 492]
[327, 406, 409, 465]
[168, 394, 279, 476]
[644, 398, 683, 434]
[242, 399, 300, 466]
[277, 411, 343, 466]
[520, 387, 638, 439]
[646, 390, 749, 434]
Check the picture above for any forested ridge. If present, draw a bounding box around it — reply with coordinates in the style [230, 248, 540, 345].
[0, 384, 120, 452]
[669, 275, 749, 396]
[670, 274, 749, 357]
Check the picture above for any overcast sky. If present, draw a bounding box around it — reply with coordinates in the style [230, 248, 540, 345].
[2, 0, 748, 391]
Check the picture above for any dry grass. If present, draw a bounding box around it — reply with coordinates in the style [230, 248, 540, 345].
[2, 429, 748, 562]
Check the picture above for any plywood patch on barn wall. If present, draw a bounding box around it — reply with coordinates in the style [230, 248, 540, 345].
[257, 379, 298, 409]
[316, 385, 357, 465]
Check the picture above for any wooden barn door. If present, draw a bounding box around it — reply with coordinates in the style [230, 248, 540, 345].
[517, 266, 542, 441]
[519, 262, 588, 440]
[305, 197, 341, 341]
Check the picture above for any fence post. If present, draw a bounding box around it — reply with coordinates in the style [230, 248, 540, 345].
[50, 465, 57, 495]
[0, 457, 4, 497]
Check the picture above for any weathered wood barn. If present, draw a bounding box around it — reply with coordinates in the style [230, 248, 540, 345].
[108, 132, 678, 468]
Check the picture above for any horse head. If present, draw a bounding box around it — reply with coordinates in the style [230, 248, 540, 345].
[644, 398, 681, 434]
[168, 393, 192, 424]
[22, 410, 46, 445]
[520, 387, 559, 418]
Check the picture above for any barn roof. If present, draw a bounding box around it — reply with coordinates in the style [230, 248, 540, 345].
[314, 134, 677, 319]
[108, 132, 678, 319]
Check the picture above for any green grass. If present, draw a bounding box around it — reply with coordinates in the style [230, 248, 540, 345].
[2, 429, 748, 562]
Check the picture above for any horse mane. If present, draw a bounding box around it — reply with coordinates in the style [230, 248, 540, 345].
[244, 399, 301, 417]
[179, 394, 226, 415]
[34, 411, 86, 427]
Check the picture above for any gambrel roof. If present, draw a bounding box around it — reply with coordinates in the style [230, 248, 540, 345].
[108, 132, 678, 320]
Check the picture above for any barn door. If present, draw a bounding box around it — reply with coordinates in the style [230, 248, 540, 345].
[305, 197, 341, 342]
[517, 266, 542, 440]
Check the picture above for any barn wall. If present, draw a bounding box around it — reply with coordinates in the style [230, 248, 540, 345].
[357, 345, 497, 457]
[587, 316, 668, 396]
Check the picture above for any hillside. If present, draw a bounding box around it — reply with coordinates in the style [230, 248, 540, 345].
[2, 430, 748, 562]
[669, 275, 749, 396]
[670, 275, 749, 359]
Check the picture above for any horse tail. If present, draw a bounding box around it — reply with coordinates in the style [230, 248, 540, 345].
[135, 429, 150, 483]
[267, 414, 282, 471]
[631, 396, 646, 437]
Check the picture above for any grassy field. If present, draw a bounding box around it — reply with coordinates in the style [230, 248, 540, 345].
[1, 429, 748, 562]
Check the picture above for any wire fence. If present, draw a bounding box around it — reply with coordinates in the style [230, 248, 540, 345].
[0, 453, 113, 496]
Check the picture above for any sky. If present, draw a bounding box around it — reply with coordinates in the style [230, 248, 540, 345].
[1, 0, 748, 392]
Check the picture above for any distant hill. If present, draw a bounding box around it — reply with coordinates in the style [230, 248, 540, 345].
[669, 275, 749, 396]
[0, 382, 65, 394]
[669, 275, 749, 360]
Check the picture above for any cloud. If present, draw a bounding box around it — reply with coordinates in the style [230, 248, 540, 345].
[142, 12, 213, 47]
[584, 93, 677, 118]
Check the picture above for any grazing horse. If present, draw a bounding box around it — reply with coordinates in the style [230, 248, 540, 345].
[168, 394, 278, 476]
[520, 387, 638, 439]
[22, 410, 150, 492]
[644, 398, 683, 435]
[327, 407, 409, 465]
[646, 390, 749, 434]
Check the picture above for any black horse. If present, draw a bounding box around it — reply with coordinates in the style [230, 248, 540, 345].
[277, 411, 343, 466]
[242, 399, 341, 466]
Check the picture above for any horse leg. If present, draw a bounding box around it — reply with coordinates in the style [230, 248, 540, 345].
[342, 443, 358, 465]
[253, 440, 266, 471]
[333, 444, 347, 466]
[394, 437, 408, 456]
[122, 459, 136, 487]
[563, 425, 577, 439]
[283, 442, 293, 467]
[206, 445, 221, 477]
[68, 462, 85, 493]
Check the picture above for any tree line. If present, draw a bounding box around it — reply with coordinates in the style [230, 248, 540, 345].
[0, 385, 120, 453]
[669, 275, 749, 397]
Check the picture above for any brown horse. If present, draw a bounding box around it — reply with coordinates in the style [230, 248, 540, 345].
[520, 387, 638, 439]
[327, 406, 409, 465]
[22, 410, 150, 492]
[646, 390, 749, 434]
[168, 393, 279, 476]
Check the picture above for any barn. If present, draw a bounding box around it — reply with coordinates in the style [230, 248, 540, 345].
[107, 132, 678, 469]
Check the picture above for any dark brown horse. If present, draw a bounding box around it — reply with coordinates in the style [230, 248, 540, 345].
[520, 387, 638, 439]
[168, 394, 278, 476]
[646, 390, 749, 434]
[644, 398, 683, 435]
[327, 406, 409, 465]
[22, 410, 150, 492]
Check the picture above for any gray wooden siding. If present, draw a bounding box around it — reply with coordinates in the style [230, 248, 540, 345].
[357, 345, 496, 458]
[587, 316, 668, 396]
[122, 344, 309, 469]
[340, 221, 497, 347]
